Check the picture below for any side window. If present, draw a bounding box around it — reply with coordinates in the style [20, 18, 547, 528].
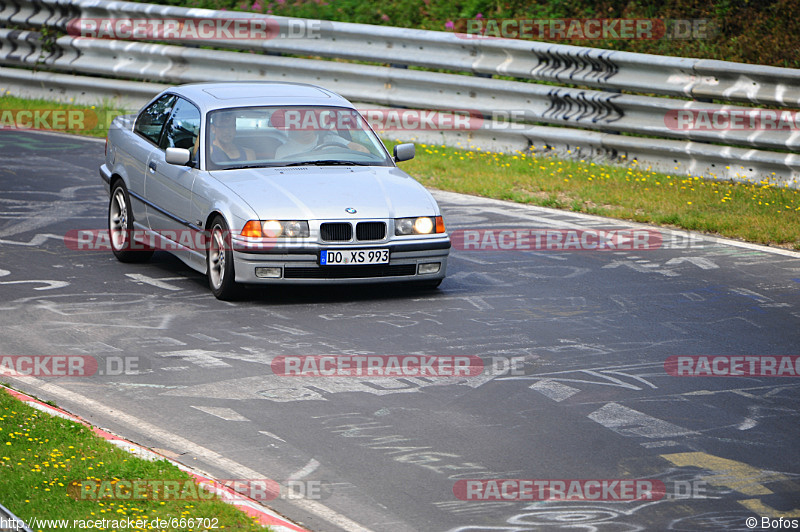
[134, 95, 177, 145]
[161, 99, 201, 158]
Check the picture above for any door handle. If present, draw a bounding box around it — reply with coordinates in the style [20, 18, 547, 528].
[148, 161, 157, 173]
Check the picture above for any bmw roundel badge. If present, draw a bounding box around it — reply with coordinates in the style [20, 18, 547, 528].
[345, 207, 357, 214]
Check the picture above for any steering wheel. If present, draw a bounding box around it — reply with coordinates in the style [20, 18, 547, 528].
[310, 141, 347, 151]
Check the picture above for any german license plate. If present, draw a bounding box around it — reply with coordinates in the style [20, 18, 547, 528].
[320, 249, 389, 265]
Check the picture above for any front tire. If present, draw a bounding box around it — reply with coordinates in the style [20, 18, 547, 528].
[108, 181, 154, 263]
[207, 216, 238, 300]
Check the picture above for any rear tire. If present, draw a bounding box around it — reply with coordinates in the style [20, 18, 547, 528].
[207, 215, 239, 300]
[108, 181, 154, 263]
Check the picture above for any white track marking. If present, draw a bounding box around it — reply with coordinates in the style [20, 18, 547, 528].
[191, 406, 250, 421]
[530, 380, 580, 402]
[588, 402, 698, 438]
[125, 273, 183, 291]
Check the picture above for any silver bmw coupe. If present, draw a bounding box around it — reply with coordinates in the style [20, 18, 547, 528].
[101, 82, 450, 299]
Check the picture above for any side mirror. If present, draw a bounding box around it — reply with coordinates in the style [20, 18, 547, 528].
[165, 147, 192, 166]
[393, 143, 415, 163]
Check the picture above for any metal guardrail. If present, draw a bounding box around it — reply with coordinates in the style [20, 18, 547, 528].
[4, 28, 799, 153]
[4, 0, 800, 108]
[0, 502, 34, 532]
[1, 0, 799, 187]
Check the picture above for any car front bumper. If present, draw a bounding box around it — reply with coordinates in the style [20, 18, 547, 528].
[231, 237, 450, 284]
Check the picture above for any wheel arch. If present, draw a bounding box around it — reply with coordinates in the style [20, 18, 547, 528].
[205, 210, 227, 233]
[109, 173, 125, 191]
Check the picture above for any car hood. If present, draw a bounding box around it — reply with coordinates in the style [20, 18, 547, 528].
[208, 166, 438, 220]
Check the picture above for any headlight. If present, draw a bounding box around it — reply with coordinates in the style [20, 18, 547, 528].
[241, 220, 310, 238]
[261, 220, 283, 237]
[284, 220, 309, 237]
[394, 216, 445, 235]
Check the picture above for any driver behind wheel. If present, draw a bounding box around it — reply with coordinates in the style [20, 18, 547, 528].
[209, 112, 256, 163]
[271, 109, 368, 158]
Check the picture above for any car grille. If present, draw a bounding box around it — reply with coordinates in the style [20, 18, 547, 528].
[356, 222, 386, 241]
[320, 222, 352, 242]
[284, 264, 416, 279]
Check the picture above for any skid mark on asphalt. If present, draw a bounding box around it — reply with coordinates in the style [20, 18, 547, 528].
[506, 360, 663, 391]
[313, 411, 521, 481]
[160, 369, 498, 403]
[267, 324, 313, 336]
[729, 287, 792, 308]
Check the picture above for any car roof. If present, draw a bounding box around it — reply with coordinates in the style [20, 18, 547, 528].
[167, 82, 355, 114]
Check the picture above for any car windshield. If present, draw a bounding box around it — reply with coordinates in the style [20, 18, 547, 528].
[205, 106, 394, 170]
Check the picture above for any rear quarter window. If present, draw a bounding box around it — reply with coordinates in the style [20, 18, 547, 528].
[134, 95, 177, 145]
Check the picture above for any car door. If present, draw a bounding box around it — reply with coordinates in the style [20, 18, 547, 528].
[144, 98, 202, 249]
[127, 94, 176, 227]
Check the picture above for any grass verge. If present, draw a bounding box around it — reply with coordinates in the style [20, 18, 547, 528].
[0, 94, 126, 139]
[1, 93, 798, 250]
[0, 387, 271, 532]
[385, 140, 800, 250]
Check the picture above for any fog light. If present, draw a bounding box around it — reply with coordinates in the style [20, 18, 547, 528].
[418, 262, 441, 275]
[255, 267, 282, 278]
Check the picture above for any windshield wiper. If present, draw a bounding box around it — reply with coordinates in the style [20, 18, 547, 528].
[281, 160, 369, 167]
[223, 163, 281, 170]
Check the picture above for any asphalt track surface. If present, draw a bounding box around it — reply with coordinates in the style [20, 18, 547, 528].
[1, 129, 799, 532]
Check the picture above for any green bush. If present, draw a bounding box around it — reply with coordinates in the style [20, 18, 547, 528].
[144, 0, 799, 68]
